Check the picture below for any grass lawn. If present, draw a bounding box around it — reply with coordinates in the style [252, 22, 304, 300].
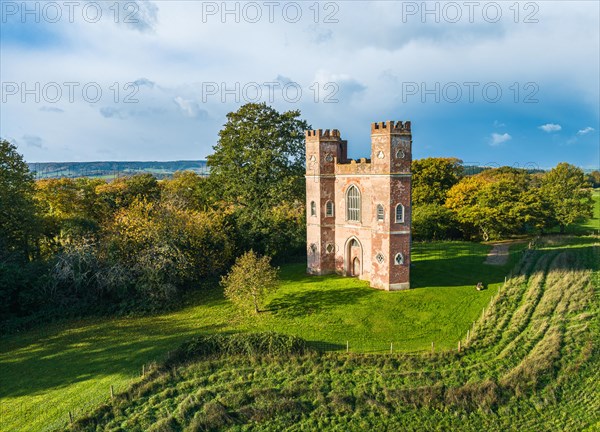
[0, 241, 522, 431]
[563, 188, 600, 234]
[64, 235, 599, 432]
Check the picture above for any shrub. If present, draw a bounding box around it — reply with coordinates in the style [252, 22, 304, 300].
[165, 332, 309, 366]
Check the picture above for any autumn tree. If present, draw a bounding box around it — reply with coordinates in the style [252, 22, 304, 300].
[586, 170, 600, 188]
[35, 178, 105, 254]
[412, 157, 463, 205]
[95, 173, 160, 215]
[221, 250, 279, 314]
[161, 171, 213, 210]
[540, 163, 593, 233]
[445, 167, 546, 240]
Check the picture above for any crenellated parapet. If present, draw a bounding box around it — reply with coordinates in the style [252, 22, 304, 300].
[305, 129, 342, 139]
[371, 121, 411, 134]
[335, 158, 372, 175]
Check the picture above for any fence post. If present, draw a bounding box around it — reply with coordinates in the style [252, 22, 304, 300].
[346, 341, 349, 353]
[110, 385, 114, 399]
[466, 329, 470, 342]
[431, 342, 434, 353]
[390, 342, 393, 354]
[458, 340, 461, 352]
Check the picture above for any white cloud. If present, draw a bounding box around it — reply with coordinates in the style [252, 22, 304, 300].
[577, 126, 594, 135]
[1, 1, 598, 163]
[490, 133, 511, 146]
[539, 123, 562, 133]
[173, 96, 207, 119]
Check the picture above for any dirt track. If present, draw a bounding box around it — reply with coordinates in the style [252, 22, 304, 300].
[485, 243, 510, 265]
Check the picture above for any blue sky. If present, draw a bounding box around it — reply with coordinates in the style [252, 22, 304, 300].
[1, 1, 598, 169]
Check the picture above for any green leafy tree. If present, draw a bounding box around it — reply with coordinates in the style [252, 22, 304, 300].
[412, 157, 463, 205]
[412, 203, 458, 241]
[0, 139, 38, 258]
[540, 163, 593, 233]
[207, 103, 310, 208]
[221, 250, 279, 314]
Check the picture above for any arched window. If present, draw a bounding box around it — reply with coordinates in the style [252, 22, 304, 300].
[394, 253, 404, 265]
[376, 204, 384, 221]
[346, 185, 361, 222]
[310, 201, 316, 217]
[326, 201, 334, 217]
[395, 204, 404, 223]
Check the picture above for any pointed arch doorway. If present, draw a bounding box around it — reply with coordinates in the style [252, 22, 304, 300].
[345, 237, 363, 277]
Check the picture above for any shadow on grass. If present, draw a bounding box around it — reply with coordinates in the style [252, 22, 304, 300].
[410, 242, 523, 289]
[0, 317, 225, 398]
[266, 287, 372, 318]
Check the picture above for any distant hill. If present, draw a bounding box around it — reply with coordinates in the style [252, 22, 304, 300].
[27, 161, 550, 180]
[27, 160, 208, 180]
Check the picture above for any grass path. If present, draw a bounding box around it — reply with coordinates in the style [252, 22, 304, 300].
[0, 241, 520, 431]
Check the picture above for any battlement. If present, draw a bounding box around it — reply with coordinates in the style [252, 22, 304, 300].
[305, 129, 342, 138]
[371, 121, 411, 133]
[335, 157, 372, 175]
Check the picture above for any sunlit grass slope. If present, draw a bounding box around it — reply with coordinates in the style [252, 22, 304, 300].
[0, 241, 519, 431]
[66, 235, 600, 432]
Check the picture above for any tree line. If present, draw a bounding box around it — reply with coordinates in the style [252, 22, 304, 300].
[0, 104, 307, 329]
[0, 102, 595, 329]
[411, 157, 594, 241]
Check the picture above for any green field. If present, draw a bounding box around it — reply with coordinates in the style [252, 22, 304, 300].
[0, 241, 521, 431]
[65, 235, 599, 431]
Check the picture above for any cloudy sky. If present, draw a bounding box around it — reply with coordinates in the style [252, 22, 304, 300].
[1, 1, 598, 168]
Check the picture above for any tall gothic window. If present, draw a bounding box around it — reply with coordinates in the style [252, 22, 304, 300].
[310, 201, 316, 217]
[326, 201, 334, 217]
[346, 185, 361, 222]
[395, 204, 404, 223]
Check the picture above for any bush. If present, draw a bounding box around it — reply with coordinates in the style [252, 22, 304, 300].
[165, 332, 309, 366]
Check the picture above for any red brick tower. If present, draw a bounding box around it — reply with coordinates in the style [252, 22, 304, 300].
[305, 121, 412, 290]
[305, 129, 346, 275]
